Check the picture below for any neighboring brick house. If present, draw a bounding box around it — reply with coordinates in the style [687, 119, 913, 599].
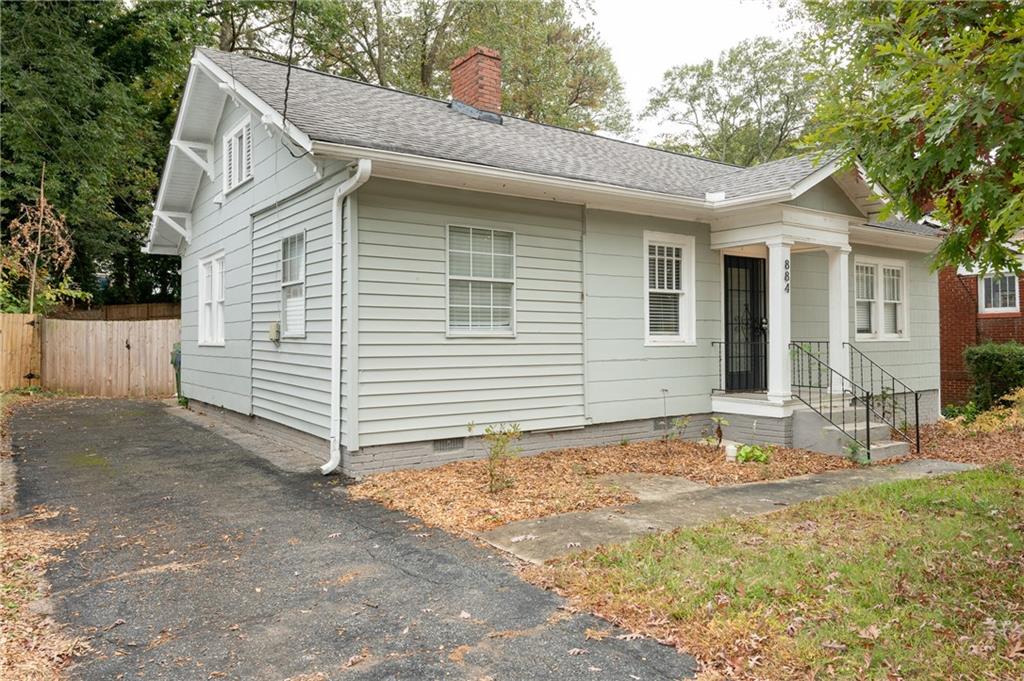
[939, 265, 1024, 406]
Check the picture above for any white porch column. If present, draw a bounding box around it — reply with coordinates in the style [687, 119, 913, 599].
[767, 238, 793, 402]
[828, 246, 851, 382]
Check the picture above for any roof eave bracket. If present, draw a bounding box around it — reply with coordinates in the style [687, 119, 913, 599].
[171, 140, 215, 181]
[153, 210, 193, 244]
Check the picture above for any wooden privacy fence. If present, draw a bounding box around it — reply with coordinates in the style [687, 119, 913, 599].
[1, 314, 42, 391]
[1, 314, 179, 397]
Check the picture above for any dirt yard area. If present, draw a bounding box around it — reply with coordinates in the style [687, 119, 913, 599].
[349, 440, 866, 535]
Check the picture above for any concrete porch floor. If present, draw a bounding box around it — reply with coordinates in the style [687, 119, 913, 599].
[479, 459, 976, 564]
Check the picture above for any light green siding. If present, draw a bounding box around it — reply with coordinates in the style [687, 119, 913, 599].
[250, 177, 343, 439]
[784, 178, 863, 216]
[789, 245, 939, 391]
[355, 179, 586, 447]
[583, 210, 719, 423]
[180, 99, 325, 417]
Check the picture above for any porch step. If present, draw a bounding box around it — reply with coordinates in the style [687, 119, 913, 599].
[868, 440, 912, 460]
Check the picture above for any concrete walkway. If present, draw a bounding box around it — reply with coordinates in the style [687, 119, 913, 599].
[480, 459, 976, 564]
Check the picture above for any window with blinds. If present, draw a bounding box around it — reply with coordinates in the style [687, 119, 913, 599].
[855, 258, 907, 339]
[981, 273, 1018, 312]
[447, 225, 515, 334]
[855, 263, 875, 334]
[882, 266, 903, 334]
[223, 117, 253, 193]
[280, 233, 305, 337]
[644, 231, 694, 344]
[199, 253, 225, 345]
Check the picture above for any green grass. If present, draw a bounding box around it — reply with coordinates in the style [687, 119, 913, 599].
[536, 466, 1024, 678]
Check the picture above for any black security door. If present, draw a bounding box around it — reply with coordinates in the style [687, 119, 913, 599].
[724, 256, 768, 391]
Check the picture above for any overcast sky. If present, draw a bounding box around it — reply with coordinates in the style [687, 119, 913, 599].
[590, 0, 794, 143]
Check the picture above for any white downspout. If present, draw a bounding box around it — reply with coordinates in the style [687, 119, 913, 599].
[322, 159, 372, 474]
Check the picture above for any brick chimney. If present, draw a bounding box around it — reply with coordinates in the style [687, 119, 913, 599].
[450, 46, 502, 113]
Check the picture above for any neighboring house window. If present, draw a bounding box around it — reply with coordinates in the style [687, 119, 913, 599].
[447, 225, 515, 334]
[855, 257, 907, 340]
[979, 273, 1019, 313]
[643, 231, 695, 345]
[199, 253, 225, 345]
[280, 233, 305, 337]
[223, 117, 253, 193]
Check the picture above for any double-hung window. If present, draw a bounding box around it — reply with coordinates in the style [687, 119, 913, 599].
[223, 117, 253, 193]
[855, 257, 907, 340]
[281, 233, 305, 337]
[979, 273, 1019, 313]
[644, 231, 695, 345]
[199, 253, 225, 345]
[447, 225, 515, 334]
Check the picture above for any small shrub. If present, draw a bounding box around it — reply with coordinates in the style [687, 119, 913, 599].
[735, 443, 771, 464]
[943, 401, 980, 424]
[619, 438, 630, 447]
[709, 415, 729, 448]
[480, 423, 521, 494]
[844, 439, 869, 465]
[964, 341, 1024, 410]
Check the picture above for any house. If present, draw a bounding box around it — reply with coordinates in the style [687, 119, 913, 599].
[145, 47, 944, 476]
[939, 262, 1024, 405]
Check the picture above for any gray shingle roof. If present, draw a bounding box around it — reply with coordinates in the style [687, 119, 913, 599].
[699, 153, 840, 198]
[867, 216, 944, 237]
[197, 49, 939, 240]
[202, 48, 735, 198]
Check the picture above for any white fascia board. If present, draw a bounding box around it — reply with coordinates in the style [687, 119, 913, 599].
[847, 224, 940, 252]
[146, 55, 207, 254]
[192, 52, 313, 153]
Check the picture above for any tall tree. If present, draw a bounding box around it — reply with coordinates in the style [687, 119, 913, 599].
[800, 0, 1024, 272]
[1, 0, 631, 309]
[643, 37, 818, 166]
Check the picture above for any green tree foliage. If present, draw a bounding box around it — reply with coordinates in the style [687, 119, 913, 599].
[643, 37, 818, 166]
[1, 1, 630, 310]
[800, 0, 1024, 272]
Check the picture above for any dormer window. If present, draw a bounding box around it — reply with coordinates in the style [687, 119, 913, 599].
[223, 117, 253, 193]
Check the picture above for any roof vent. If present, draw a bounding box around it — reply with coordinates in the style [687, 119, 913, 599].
[448, 99, 503, 125]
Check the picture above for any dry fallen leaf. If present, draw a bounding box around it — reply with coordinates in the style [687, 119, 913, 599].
[584, 628, 610, 641]
[858, 624, 882, 641]
[568, 648, 588, 656]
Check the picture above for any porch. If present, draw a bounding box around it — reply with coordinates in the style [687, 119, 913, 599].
[705, 207, 922, 458]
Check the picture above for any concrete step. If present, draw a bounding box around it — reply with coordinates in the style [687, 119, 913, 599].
[868, 440, 911, 460]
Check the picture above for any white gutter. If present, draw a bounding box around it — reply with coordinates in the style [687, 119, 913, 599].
[322, 159, 372, 474]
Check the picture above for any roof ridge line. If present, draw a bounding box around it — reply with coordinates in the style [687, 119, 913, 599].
[197, 47, 742, 173]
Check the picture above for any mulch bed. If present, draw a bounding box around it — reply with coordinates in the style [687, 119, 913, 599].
[917, 423, 1024, 468]
[348, 440, 862, 535]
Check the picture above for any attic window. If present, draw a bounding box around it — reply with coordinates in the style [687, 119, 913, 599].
[223, 117, 253, 193]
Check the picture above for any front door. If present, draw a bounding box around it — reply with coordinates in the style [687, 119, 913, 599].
[724, 255, 768, 392]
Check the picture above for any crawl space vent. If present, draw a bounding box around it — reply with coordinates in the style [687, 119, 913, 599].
[433, 437, 465, 453]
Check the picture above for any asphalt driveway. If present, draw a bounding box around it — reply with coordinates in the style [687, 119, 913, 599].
[10, 399, 695, 680]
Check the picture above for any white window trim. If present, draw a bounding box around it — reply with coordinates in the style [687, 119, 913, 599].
[445, 224, 517, 338]
[280, 230, 306, 338]
[198, 251, 226, 347]
[854, 255, 909, 342]
[978, 272, 1019, 314]
[643, 230, 696, 346]
[222, 116, 253, 195]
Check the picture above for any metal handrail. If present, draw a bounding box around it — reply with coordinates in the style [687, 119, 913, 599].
[844, 342, 921, 452]
[790, 342, 873, 459]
